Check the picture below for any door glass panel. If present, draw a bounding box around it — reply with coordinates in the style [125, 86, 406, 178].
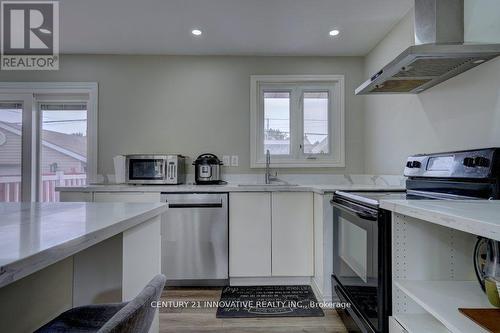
[0, 102, 23, 202]
[263, 92, 290, 155]
[39, 103, 87, 202]
[303, 92, 329, 154]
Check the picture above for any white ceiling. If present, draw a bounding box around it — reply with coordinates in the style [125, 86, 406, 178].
[60, 0, 413, 56]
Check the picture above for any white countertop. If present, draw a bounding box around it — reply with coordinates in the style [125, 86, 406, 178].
[0, 202, 167, 288]
[380, 199, 500, 241]
[56, 183, 405, 194]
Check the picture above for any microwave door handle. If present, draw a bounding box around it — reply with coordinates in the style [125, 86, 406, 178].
[330, 200, 378, 221]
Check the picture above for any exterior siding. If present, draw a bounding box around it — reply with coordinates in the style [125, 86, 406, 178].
[0, 128, 85, 175]
[0, 129, 21, 167]
[40, 146, 85, 174]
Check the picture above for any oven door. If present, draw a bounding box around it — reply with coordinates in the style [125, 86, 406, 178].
[127, 157, 167, 184]
[331, 196, 381, 333]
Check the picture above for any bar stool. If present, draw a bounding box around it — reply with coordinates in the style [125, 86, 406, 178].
[35, 274, 166, 333]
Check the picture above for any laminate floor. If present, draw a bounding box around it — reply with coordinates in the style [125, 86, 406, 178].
[159, 288, 348, 333]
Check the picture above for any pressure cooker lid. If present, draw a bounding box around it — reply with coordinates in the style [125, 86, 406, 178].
[193, 153, 223, 165]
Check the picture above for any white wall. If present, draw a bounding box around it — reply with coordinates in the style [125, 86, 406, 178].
[364, 8, 500, 175]
[0, 55, 365, 176]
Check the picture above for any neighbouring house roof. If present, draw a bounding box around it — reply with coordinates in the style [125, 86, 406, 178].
[42, 129, 86, 157]
[266, 137, 329, 155]
[305, 136, 329, 154]
[0, 121, 87, 162]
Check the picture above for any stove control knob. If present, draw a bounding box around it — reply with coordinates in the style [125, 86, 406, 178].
[463, 157, 475, 167]
[411, 161, 421, 168]
[406, 161, 413, 168]
[474, 156, 490, 167]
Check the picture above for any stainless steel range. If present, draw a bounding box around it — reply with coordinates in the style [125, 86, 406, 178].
[331, 148, 500, 333]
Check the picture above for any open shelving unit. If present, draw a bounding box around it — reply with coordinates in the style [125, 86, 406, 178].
[394, 313, 450, 333]
[395, 280, 492, 333]
[390, 213, 493, 333]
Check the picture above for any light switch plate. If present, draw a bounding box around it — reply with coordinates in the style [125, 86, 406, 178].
[231, 155, 239, 167]
[222, 155, 231, 166]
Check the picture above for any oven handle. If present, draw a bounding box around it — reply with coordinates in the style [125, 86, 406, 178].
[330, 198, 378, 221]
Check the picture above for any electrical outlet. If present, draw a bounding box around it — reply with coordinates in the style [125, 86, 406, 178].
[222, 155, 231, 166]
[231, 155, 239, 167]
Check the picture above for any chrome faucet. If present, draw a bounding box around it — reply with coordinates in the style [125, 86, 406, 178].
[265, 150, 278, 184]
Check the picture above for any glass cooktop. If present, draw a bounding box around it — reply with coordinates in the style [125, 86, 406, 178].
[333, 190, 445, 208]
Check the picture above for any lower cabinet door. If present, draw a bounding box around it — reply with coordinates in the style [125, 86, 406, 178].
[59, 191, 93, 202]
[229, 192, 272, 277]
[271, 192, 313, 276]
[93, 192, 160, 202]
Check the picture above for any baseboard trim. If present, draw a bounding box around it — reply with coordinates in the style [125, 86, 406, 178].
[310, 278, 323, 302]
[229, 276, 311, 286]
[311, 278, 334, 303]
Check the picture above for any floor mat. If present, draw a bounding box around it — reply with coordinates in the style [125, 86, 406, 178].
[216, 285, 325, 318]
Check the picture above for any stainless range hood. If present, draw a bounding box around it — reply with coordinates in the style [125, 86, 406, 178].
[356, 0, 500, 95]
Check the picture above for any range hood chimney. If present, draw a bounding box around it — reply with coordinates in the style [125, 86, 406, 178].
[356, 0, 500, 95]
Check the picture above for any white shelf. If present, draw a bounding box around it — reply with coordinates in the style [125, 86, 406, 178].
[395, 280, 492, 333]
[395, 313, 450, 333]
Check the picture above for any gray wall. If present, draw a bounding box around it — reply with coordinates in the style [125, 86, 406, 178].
[0, 55, 365, 175]
[363, 9, 500, 175]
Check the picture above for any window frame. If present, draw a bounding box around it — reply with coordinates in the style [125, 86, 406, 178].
[0, 82, 98, 201]
[250, 75, 345, 168]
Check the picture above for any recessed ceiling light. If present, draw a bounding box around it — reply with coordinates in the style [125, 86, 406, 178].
[329, 29, 340, 37]
[473, 59, 485, 64]
[191, 29, 202, 36]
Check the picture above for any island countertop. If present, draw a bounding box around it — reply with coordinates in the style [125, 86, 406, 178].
[0, 202, 167, 288]
[380, 199, 500, 241]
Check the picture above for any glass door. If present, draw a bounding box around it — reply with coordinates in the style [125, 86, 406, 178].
[0, 94, 34, 202]
[38, 101, 88, 202]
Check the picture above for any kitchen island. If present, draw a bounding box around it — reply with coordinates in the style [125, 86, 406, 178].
[380, 199, 497, 333]
[380, 199, 500, 242]
[0, 202, 167, 333]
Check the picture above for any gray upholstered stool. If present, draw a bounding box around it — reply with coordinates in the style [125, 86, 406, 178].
[35, 274, 166, 333]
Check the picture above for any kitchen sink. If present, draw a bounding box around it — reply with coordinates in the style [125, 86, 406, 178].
[237, 183, 299, 187]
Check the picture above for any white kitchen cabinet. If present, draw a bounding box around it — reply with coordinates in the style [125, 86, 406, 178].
[272, 192, 314, 276]
[93, 192, 160, 202]
[229, 192, 272, 277]
[59, 191, 93, 202]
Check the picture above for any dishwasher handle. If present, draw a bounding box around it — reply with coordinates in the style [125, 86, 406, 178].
[167, 202, 223, 208]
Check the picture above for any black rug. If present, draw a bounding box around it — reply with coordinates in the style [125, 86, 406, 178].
[216, 285, 325, 318]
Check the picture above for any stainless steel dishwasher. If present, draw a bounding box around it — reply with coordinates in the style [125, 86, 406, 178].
[161, 193, 228, 286]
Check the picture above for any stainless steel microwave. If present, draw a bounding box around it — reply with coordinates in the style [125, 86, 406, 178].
[126, 154, 186, 185]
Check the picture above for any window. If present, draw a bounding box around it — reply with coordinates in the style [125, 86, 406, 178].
[251, 75, 344, 168]
[303, 92, 329, 155]
[0, 83, 97, 202]
[264, 91, 290, 155]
